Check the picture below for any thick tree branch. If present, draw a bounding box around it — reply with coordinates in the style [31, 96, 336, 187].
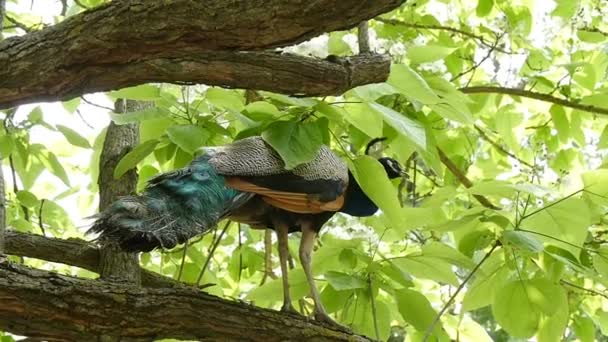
[0, 52, 390, 109]
[0, 262, 372, 341]
[460, 86, 608, 116]
[4, 230, 180, 288]
[0, 0, 403, 108]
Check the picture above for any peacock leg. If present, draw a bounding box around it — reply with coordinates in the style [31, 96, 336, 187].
[300, 225, 348, 330]
[276, 223, 297, 314]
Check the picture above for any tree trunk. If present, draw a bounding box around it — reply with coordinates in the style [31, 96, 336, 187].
[0, 262, 372, 342]
[97, 99, 152, 285]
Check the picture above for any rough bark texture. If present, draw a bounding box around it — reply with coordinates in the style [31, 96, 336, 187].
[0, 262, 372, 342]
[97, 100, 153, 285]
[0, 0, 404, 108]
[1, 53, 390, 109]
[0, 165, 5, 256]
[4, 230, 180, 288]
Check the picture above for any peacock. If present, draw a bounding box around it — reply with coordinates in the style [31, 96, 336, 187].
[90, 136, 403, 327]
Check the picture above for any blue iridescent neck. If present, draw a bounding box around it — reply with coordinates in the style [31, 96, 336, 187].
[339, 172, 378, 217]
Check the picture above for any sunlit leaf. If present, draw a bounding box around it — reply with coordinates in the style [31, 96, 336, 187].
[262, 119, 324, 169]
[114, 139, 160, 179]
[350, 156, 403, 230]
[57, 124, 91, 149]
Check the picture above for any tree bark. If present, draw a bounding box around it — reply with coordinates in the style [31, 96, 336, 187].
[0, 262, 372, 342]
[4, 230, 180, 288]
[0, 0, 404, 108]
[0, 163, 5, 257]
[97, 100, 152, 285]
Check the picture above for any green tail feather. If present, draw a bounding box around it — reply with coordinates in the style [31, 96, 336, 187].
[89, 156, 249, 252]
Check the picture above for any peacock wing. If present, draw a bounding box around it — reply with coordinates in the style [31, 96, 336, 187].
[202, 137, 348, 214]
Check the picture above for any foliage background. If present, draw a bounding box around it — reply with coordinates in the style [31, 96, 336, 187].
[1, 0, 608, 341]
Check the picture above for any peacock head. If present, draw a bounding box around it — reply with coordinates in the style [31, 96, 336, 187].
[378, 157, 404, 179]
[365, 137, 406, 179]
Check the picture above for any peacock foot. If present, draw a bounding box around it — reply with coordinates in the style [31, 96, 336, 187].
[280, 303, 300, 316]
[314, 311, 351, 332]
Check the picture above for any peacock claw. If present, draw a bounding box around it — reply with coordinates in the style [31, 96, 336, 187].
[280, 304, 299, 315]
[314, 311, 351, 332]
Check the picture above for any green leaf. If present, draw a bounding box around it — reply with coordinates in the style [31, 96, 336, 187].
[110, 107, 165, 124]
[140, 118, 174, 142]
[343, 102, 383, 138]
[262, 119, 324, 169]
[324, 271, 367, 290]
[110, 85, 160, 100]
[166, 125, 209, 154]
[537, 282, 569, 342]
[348, 83, 398, 101]
[62, 97, 81, 113]
[463, 265, 509, 311]
[599, 125, 608, 149]
[407, 45, 456, 64]
[368, 102, 426, 150]
[420, 242, 476, 269]
[113, 139, 160, 179]
[16, 190, 40, 208]
[392, 255, 459, 286]
[493, 280, 541, 338]
[597, 310, 608, 337]
[495, 107, 523, 152]
[593, 247, 608, 278]
[388, 64, 440, 105]
[10, 218, 34, 232]
[56, 124, 91, 149]
[36, 150, 70, 186]
[476, 0, 493, 17]
[552, 0, 579, 19]
[550, 105, 569, 143]
[206, 88, 245, 112]
[395, 289, 443, 334]
[28, 107, 43, 124]
[0, 134, 14, 158]
[502, 230, 544, 253]
[244, 101, 280, 121]
[521, 197, 590, 258]
[328, 31, 351, 56]
[467, 180, 553, 198]
[578, 29, 606, 43]
[350, 156, 403, 230]
[573, 315, 597, 342]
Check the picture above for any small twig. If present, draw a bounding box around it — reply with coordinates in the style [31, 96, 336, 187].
[196, 221, 231, 287]
[75, 109, 94, 129]
[376, 18, 514, 54]
[238, 223, 243, 282]
[368, 274, 380, 340]
[4, 15, 32, 32]
[520, 189, 584, 220]
[59, 0, 67, 16]
[80, 96, 114, 112]
[460, 86, 608, 116]
[422, 241, 500, 342]
[560, 279, 608, 300]
[176, 241, 189, 281]
[474, 125, 534, 168]
[436, 148, 500, 209]
[73, 0, 91, 9]
[8, 156, 29, 221]
[451, 37, 498, 82]
[37, 199, 46, 236]
[357, 21, 370, 53]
